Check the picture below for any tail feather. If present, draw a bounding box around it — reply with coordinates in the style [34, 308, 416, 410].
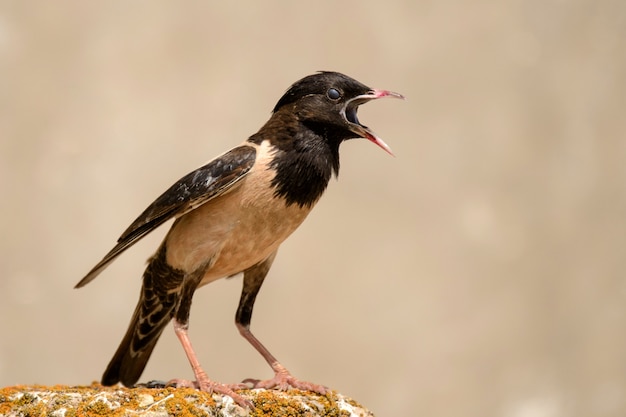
[101, 301, 169, 387]
[101, 245, 184, 387]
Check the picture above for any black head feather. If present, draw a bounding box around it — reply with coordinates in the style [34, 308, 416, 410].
[251, 72, 397, 208]
[273, 71, 371, 114]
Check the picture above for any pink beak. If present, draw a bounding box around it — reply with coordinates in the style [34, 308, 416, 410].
[344, 89, 404, 156]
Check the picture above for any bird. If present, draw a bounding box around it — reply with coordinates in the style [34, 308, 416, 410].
[75, 71, 403, 408]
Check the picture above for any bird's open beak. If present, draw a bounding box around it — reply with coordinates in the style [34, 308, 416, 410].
[342, 89, 404, 156]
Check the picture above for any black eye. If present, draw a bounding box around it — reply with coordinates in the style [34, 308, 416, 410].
[327, 88, 341, 100]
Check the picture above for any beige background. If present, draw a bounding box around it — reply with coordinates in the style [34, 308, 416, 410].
[1, 2, 625, 416]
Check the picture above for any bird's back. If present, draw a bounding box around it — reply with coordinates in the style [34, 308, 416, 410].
[163, 140, 316, 286]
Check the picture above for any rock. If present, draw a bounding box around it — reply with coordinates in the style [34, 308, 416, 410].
[0, 383, 375, 416]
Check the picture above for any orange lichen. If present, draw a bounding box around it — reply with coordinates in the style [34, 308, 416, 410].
[0, 384, 370, 416]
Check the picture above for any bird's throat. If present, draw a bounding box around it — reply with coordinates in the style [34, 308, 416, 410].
[267, 132, 337, 209]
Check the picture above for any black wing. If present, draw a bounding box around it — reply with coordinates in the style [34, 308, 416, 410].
[75, 145, 257, 288]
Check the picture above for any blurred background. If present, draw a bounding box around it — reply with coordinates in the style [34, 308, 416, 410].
[1, 2, 625, 416]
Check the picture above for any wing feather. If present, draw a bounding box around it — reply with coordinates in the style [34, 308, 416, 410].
[75, 145, 257, 288]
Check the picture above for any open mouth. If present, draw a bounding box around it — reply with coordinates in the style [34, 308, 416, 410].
[342, 89, 404, 156]
[345, 104, 361, 126]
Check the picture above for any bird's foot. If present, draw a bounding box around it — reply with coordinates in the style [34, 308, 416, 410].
[167, 375, 252, 409]
[243, 364, 328, 395]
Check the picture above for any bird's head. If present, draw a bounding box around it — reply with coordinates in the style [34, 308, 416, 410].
[273, 71, 404, 156]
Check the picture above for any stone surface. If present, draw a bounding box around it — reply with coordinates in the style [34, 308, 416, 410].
[0, 384, 375, 417]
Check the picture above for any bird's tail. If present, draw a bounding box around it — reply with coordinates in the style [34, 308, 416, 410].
[100, 298, 169, 386]
[102, 245, 184, 387]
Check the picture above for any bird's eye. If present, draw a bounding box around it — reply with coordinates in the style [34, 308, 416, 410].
[327, 88, 341, 100]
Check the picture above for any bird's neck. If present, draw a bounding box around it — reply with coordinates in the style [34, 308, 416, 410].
[248, 113, 341, 208]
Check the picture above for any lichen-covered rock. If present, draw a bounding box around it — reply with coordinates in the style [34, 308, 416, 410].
[0, 384, 375, 417]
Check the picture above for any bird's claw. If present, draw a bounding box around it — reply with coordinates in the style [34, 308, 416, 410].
[242, 369, 328, 395]
[166, 378, 252, 408]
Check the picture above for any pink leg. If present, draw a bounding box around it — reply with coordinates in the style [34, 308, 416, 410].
[168, 319, 252, 408]
[237, 323, 328, 394]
